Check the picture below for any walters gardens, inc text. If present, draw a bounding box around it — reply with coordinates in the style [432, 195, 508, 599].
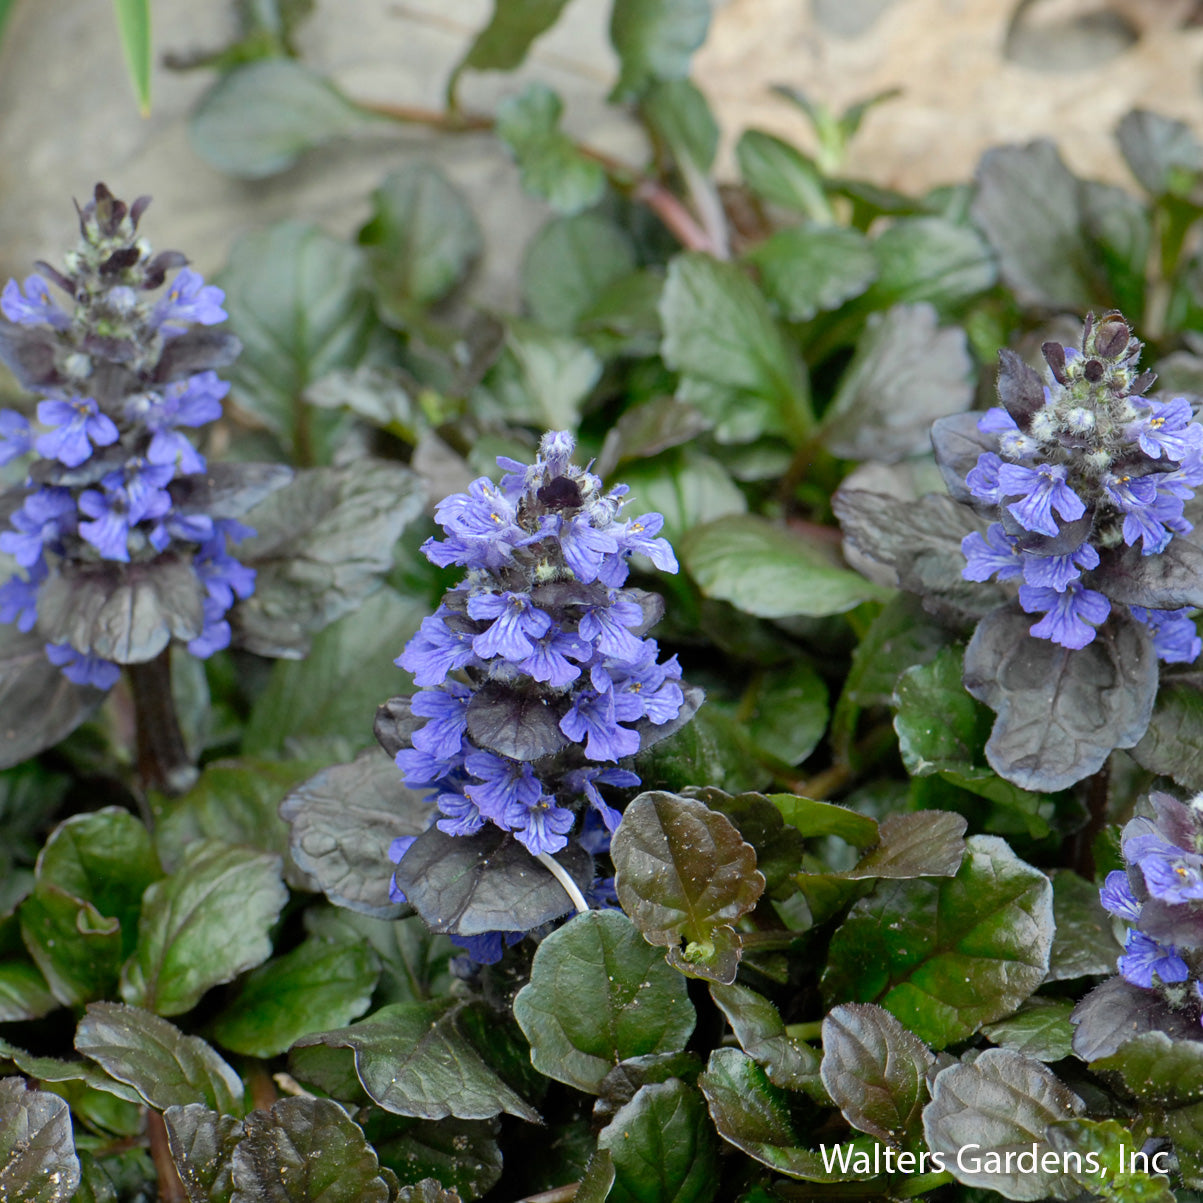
[820, 1142, 1173, 1180]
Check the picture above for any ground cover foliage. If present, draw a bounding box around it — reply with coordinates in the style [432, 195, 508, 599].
[11, 4, 1203, 1202]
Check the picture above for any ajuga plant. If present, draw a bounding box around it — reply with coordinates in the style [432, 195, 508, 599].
[283, 429, 701, 962]
[0, 184, 292, 789]
[1074, 788, 1203, 1061]
[836, 310, 1203, 793]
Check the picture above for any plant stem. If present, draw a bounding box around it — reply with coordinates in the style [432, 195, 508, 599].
[1069, 759, 1111, 880]
[127, 649, 198, 798]
[147, 1110, 187, 1203]
[784, 1019, 823, 1042]
[537, 851, 589, 914]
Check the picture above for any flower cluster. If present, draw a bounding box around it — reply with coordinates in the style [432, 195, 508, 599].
[1100, 791, 1203, 1017]
[388, 431, 687, 927]
[0, 185, 257, 688]
[955, 312, 1203, 655]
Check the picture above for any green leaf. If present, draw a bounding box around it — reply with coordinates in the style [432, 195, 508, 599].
[819, 1003, 934, 1145]
[496, 84, 606, 215]
[485, 321, 603, 429]
[364, 1114, 502, 1202]
[822, 835, 1054, 1048]
[633, 703, 770, 795]
[455, 0, 572, 75]
[292, 1001, 540, 1122]
[698, 1048, 869, 1181]
[616, 450, 746, 547]
[982, 997, 1076, 1062]
[660, 254, 810, 439]
[0, 1077, 80, 1202]
[847, 811, 967, 879]
[112, 0, 151, 115]
[1132, 683, 1203, 791]
[1047, 869, 1119, 982]
[742, 662, 829, 766]
[221, 221, 378, 459]
[863, 217, 996, 314]
[894, 645, 991, 776]
[1048, 1118, 1175, 1203]
[820, 303, 974, 463]
[522, 213, 637, 332]
[35, 808, 160, 945]
[359, 165, 482, 323]
[0, 961, 58, 1023]
[190, 60, 379, 179]
[163, 1103, 243, 1203]
[513, 910, 696, 1093]
[0, 1041, 143, 1106]
[154, 757, 321, 879]
[611, 791, 765, 984]
[769, 793, 879, 846]
[970, 140, 1099, 311]
[609, 0, 711, 100]
[746, 225, 877, 322]
[736, 130, 831, 222]
[211, 936, 380, 1059]
[120, 841, 288, 1017]
[925, 1048, 1083, 1199]
[642, 79, 718, 171]
[75, 1002, 244, 1114]
[683, 514, 891, 619]
[1091, 1031, 1203, 1107]
[231, 1096, 391, 1203]
[709, 983, 822, 1095]
[18, 884, 122, 1007]
[244, 587, 423, 755]
[1117, 108, 1203, 199]
[597, 1080, 718, 1203]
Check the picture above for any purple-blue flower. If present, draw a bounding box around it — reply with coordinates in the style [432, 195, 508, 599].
[151, 268, 227, 332]
[1118, 929, 1190, 988]
[0, 488, 77, 568]
[77, 488, 132, 562]
[0, 410, 31, 465]
[1099, 870, 1141, 921]
[34, 398, 119, 468]
[1019, 581, 1110, 649]
[998, 462, 1085, 536]
[43, 643, 121, 690]
[1125, 832, 1203, 903]
[961, 523, 1023, 583]
[508, 797, 575, 855]
[560, 688, 641, 762]
[397, 608, 479, 686]
[1020, 542, 1099, 591]
[468, 591, 552, 661]
[410, 682, 471, 759]
[1127, 396, 1202, 461]
[463, 749, 543, 825]
[1130, 607, 1203, 664]
[565, 766, 640, 832]
[1, 275, 71, 330]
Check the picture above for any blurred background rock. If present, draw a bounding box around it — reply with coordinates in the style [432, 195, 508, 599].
[1, 0, 1201, 304]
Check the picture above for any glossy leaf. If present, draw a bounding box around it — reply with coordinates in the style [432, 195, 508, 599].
[736, 130, 830, 221]
[495, 84, 606, 214]
[221, 221, 377, 459]
[746, 224, 877, 322]
[163, 1103, 243, 1203]
[821, 303, 974, 463]
[596, 1080, 718, 1203]
[18, 884, 121, 1007]
[230, 1096, 391, 1203]
[75, 1002, 243, 1115]
[699, 1048, 868, 1181]
[615, 450, 746, 548]
[683, 514, 890, 619]
[522, 213, 637, 332]
[633, 702, 769, 795]
[848, 811, 967, 879]
[1091, 1031, 1203, 1107]
[120, 840, 287, 1017]
[513, 910, 695, 1093]
[611, 791, 764, 983]
[0, 1077, 80, 1202]
[823, 835, 1053, 1047]
[1047, 869, 1119, 982]
[894, 645, 991, 775]
[233, 468, 424, 659]
[393, 823, 592, 937]
[0, 961, 58, 1023]
[924, 1048, 1084, 1200]
[292, 1001, 540, 1122]
[190, 60, 378, 179]
[982, 997, 1076, 1062]
[1048, 1117, 1174, 1203]
[359, 165, 482, 322]
[963, 605, 1158, 792]
[609, 0, 711, 99]
[211, 936, 380, 1058]
[769, 793, 879, 846]
[455, 0, 571, 76]
[1071, 975, 1201, 1063]
[37, 552, 204, 663]
[864, 217, 996, 313]
[281, 747, 432, 919]
[364, 1113, 502, 1202]
[709, 982, 822, 1095]
[819, 1003, 933, 1145]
